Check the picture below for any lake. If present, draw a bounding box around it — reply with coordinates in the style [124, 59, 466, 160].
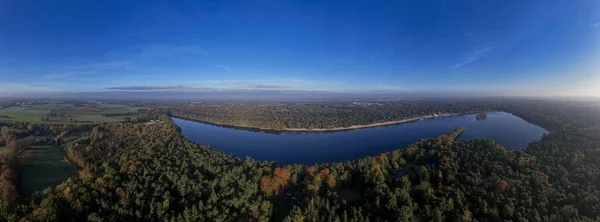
[172, 112, 547, 165]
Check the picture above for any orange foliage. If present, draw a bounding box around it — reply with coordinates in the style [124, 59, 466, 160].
[260, 176, 275, 196]
[2, 182, 19, 204]
[537, 171, 549, 181]
[496, 180, 509, 193]
[116, 187, 126, 198]
[274, 167, 292, 183]
[248, 204, 261, 219]
[260, 167, 292, 196]
[315, 168, 336, 189]
[1, 169, 19, 203]
[462, 210, 473, 222]
[325, 174, 336, 188]
[2, 169, 17, 182]
[62, 187, 71, 196]
[377, 153, 388, 164]
[306, 166, 316, 177]
[79, 166, 91, 178]
[436, 171, 444, 183]
[371, 160, 382, 174]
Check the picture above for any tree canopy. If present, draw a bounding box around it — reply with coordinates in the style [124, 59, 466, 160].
[0, 99, 599, 221]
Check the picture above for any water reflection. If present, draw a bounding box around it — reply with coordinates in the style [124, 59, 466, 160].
[173, 112, 547, 165]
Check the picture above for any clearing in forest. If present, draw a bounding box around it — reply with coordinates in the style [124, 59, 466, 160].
[15, 145, 77, 196]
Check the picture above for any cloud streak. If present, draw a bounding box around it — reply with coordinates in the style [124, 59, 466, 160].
[42, 61, 133, 80]
[41, 44, 208, 82]
[591, 23, 600, 29]
[106, 44, 208, 58]
[105, 85, 187, 91]
[105, 83, 293, 91]
[103, 78, 355, 92]
[453, 44, 496, 69]
[102, 78, 412, 93]
[239, 84, 291, 89]
[0, 82, 60, 95]
[214, 64, 231, 72]
[136, 44, 209, 57]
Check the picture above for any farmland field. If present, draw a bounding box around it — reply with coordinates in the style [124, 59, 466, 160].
[97, 104, 146, 113]
[72, 115, 129, 123]
[0, 106, 51, 123]
[0, 103, 146, 124]
[16, 145, 77, 196]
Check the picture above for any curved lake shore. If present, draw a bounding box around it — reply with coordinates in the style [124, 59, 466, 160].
[173, 112, 548, 164]
[171, 113, 459, 132]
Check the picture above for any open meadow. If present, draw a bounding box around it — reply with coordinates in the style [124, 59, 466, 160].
[0, 103, 146, 124]
[0, 106, 50, 123]
[15, 145, 77, 196]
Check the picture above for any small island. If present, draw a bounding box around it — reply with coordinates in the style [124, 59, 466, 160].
[476, 112, 488, 120]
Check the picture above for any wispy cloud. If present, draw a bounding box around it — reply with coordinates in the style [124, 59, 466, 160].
[41, 44, 207, 82]
[104, 79, 343, 92]
[136, 44, 208, 57]
[104, 44, 208, 62]
[453, 44, 496, 69]
[591, 23, 600, 29]
[214, 64, 231, 72]
[105, 83, 294, 91]
[194, 79, 326, 91]
[103, 78, 413, 93]
[0, 82, 60, 95]
[238, 84, 291, 89]
[105, 85, 186, 91]
[42, 61, 133, 80]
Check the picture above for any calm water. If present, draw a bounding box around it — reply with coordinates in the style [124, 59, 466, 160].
[173, 112, 547, 165]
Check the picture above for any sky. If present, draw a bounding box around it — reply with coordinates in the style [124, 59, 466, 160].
[0, 0, 599, 98]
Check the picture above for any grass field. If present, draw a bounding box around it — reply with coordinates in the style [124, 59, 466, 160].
[16, 145, 77, 196]
[72, 115, 129, 123]
[97, 104, 146, 113]
[0, 103, 146, 124]
[0, 107, 51, 123]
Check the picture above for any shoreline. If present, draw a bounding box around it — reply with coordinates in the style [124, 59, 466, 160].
[171, 113, 461, 132]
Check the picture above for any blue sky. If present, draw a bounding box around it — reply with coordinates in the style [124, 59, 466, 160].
[0, 0, 599, 97]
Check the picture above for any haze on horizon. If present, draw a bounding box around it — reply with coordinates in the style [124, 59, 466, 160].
[1, 0, 599, 98]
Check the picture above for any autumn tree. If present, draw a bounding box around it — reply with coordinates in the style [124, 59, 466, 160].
[1, 169, 19, 204]
[260, 167, 292, 196]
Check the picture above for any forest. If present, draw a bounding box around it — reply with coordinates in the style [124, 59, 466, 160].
[166, 100, 494, 130]
[0, 98, 599, 221]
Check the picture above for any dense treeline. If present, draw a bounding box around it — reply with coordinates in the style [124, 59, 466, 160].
[0, 99, 599, 221]
[499, 99, 600, 132]
[101, 112, 137, 117]
[1, 115, 276, 221]
[167, 100, 492, 130]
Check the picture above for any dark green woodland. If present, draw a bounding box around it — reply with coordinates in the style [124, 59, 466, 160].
[0, 98, 599, 221]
